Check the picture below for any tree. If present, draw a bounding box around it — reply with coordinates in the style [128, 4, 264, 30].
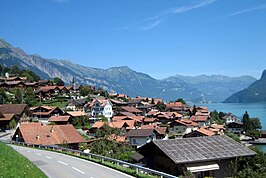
[151, 98, 155, 104]
[243, 111, 250, 120]
[243, 111, 262, 139]
[7, 119, 17, 129]
[53, 77, 64, 86]
[24, 87, 37, 106]
[176, 98, 186, 104]
[210, 110, 225, 125]
[10, 88, 23, 104]
[10, 65, 20, 75]
[0, 64, 3, 75]
[237, 147, 266, 178]
[156, 101, 166, 111]
[89, 124, 134, 161]
[80, 86, 93, 96]
[0, 89, 7, 104]
[191, 105, 197, 116]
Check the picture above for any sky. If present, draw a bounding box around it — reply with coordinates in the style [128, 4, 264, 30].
[0, 0, 265, 79]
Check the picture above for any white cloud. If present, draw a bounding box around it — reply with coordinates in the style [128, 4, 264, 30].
[225, 4, 266, 17]
[120, 0, 217, 31]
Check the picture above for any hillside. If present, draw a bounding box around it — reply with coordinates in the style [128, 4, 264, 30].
[0, 39, 255, 103]
[163, 74, 256, 103]
[224, 70, 266, 103]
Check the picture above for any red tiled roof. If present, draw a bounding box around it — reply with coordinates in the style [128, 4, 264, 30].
[67, 111, 87, 117]
[0, 114, 15, 121]
[166, 102, 183, 108]
[91, 121, 105, 129]
[18, 123, 85, 145]
[196, 128, 215, 136]
[49, 116, 71, 122]
[155, 127, 168, 135]
[143, 118, 157, 123]
[173, 119, 199, 127]
[121, 106, 142, 113]
[36, 86, 58, 92]
[190, 115, 209, 122]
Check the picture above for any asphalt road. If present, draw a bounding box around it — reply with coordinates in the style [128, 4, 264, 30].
[10, 145, 135, 178]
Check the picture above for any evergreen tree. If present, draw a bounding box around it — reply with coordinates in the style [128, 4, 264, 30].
[151, 98, 155, 104]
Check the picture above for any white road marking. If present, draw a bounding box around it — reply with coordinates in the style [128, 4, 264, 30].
[36, 153, 42, 156]
[46, 156, 52, 159]
[27, 150, 31, 153]
[72, 167, 85, 174]
[58, 160, 68, 166]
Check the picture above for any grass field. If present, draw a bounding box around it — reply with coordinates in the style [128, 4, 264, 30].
[0, 142, 47, 178]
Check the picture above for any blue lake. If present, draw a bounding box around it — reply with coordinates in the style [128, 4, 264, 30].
[195, 102, 266, 152]
[198, 102, 266, 129]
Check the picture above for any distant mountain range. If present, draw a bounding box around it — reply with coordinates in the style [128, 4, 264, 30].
[224, 70, 266, 103]
[0, 39, 256, 103]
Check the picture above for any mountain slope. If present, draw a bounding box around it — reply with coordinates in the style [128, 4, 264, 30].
[0, 39, 255, 102]
[164, 75, 256, 103]
[224, 70, 266, 103]
[0, 39, 202, 101]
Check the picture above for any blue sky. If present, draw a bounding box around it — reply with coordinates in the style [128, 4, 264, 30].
[0, 0, 265, 79]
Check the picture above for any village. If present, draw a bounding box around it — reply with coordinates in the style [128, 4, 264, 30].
[0, 72, 260, 177]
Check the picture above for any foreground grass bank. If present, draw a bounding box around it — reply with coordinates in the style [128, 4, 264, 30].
[0, 142, 47, 178]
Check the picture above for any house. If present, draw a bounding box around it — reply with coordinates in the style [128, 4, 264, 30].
[13, 123, 85, 149]
[169, 119, 199, 137]
[143, 118, 158, 125]
[202, 124, 225, 135]
[154, 112, 183, 124]
[87, 98, 113, 121]
[48, 115, 71, 125]
[222, 113, 240, 124]
[226, 121, 243, 135]
[66, 98, 88, 111]
[137, 135, 256, 177]
[126, 129, 157, 148]
[190, 115, 211, 127]
[184, 127, 216, 138]
[35, 86, 59, 99]
[120, 106, 143, 116]
[89, 120, 133, 135]
[165, 102, 190, 114]
[0, 111, 17, 130]
[0, 104, 31, 129]
[30, 106, 64, 121]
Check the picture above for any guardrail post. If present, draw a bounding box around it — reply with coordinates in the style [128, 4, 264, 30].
[136, 167, 139, 175]
[101, 158, 104, 163]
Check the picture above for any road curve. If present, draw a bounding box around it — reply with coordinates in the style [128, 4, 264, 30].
[10, 145, 135, 178]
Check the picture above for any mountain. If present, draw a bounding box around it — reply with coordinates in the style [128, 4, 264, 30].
[163, 74, 256, 103]
[224, 70, 266, 103]
[0, 39, 255, 103]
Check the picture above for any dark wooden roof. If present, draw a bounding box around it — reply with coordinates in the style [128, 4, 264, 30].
[0, 104, 28, 115]
[141, 135, 256, 164]
[126, 129, 154, 137]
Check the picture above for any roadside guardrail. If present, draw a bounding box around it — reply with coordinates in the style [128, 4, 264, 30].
[4, 140, 178, 178]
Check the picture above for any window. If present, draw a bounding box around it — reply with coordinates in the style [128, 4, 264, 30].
[132, 139, 137, 144]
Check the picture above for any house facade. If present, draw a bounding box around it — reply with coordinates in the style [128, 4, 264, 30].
[126, 129, 156, 148]
[89, 98, 114, 121]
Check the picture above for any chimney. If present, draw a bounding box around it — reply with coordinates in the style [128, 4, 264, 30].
[36, 134, 40, 139]
[5, 72, 9, 79]
[50, 126, 54, 133]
